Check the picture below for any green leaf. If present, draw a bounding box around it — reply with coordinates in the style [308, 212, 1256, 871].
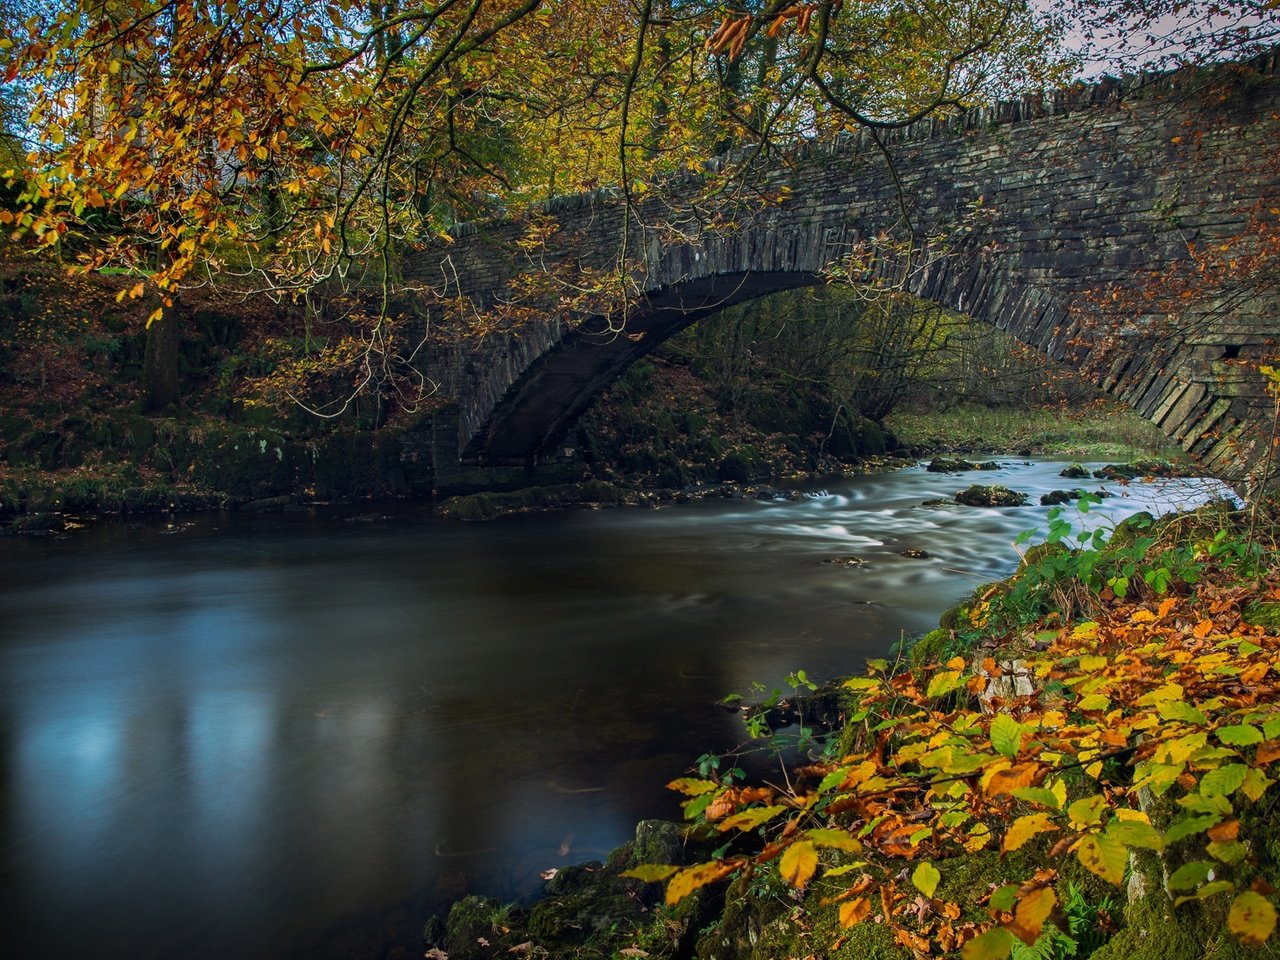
[1217, 724, 1263, 746]
[682, 793, 714, 820]
[1010, 787, 1062, 810]
[962, 926, 1013, 960]
[1228, 891, 1277, 947]
[990, 713, 1024, 759]
[1201, 764, 1249, 798]
[912, 861, 941, 899]
[989, 884, 1020, 913]
[1106, 820, 1164, 850]
[1158, 701, 1207, 725]
[1208, 840, 1248, 863]
[1163, 816, 1220, 845]
[1166, 861, 1215, 892]
[927, 670, 964, 699]
[818, 768, 849, 794]
[805, 828, 863, 853]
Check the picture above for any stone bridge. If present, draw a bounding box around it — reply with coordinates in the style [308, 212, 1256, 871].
[406, 52, 1280, 494]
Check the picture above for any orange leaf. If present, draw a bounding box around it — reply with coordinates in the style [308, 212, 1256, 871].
[985, 763, 1041, 797]
[1257, 740, 1280, 765]
[1009, 887, 1056, 945]
[840, 896, 873, 927]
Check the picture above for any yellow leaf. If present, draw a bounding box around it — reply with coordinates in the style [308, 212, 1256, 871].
[779, 841, 818, 890]
[1009, 887, 1056, 945]
[839, 896, 873, 927]
[1228, 891, 1277, 947]
[665, 861, 736, 905]
[912, 861, 940, 899]
[965, 823, 993, 853]
[1075, 832, 1128, 884]
[1003, 813, 1059, 853]
[1068, 795, 1107, 828]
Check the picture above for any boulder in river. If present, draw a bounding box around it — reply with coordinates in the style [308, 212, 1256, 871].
[926, 457, 1001, 473]
[954, 485, 1029, 507]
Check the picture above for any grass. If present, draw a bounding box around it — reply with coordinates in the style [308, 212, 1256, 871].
[886, 399, 1182, 462]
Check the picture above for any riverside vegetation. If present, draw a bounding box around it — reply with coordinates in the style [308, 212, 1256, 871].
[422, 495, 1280, 960]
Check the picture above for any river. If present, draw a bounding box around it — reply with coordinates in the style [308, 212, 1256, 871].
[0, 458, 1230, 959]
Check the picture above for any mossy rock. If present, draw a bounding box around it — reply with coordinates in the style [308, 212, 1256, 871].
[1060, 463, 1092, 479]
[1242, 601, 1280, 632]
[954, 484, 1028, 507]
[1105, 511, 1156, 550]
[928, 456, 977, 472]
[717, 450, 763, 484]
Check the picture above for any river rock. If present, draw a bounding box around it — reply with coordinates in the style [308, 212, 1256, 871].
[954, 485, 1028, 507]
[1041, 488, 1115, 505]
[899, 549, 930, 559]
[926, 457, 1001, 473]
[1059, 463, 1091, 479]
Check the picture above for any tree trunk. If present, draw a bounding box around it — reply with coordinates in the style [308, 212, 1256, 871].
[142, 308, 181, 410]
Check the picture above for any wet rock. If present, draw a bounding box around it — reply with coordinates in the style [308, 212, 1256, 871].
[824, 555, 866, 566]
[3, 512, 65, 535]
[1040, 488, 1114, 506]
[921, 497, 954, 507]
[954, 485, 1028, 507]
[927, 457, 1000, 472]
[1059, 463, 1091, 479]
[899, 548, 930, 559]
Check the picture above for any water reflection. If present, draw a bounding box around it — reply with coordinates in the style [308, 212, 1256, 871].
[0, 459, 1231, 959]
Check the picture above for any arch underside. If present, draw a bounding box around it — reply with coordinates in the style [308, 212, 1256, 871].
[465, 261, 1082, 463]
[463, 257, 1273, 495]
[465, 271, 820, 463]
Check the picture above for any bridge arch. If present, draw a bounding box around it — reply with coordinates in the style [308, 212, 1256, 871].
[409, 54, 1280, 491]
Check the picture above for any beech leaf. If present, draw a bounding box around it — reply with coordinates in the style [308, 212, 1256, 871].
[839, 896, 873, 927]
[912, 861, 941, 899]
[1228, 891, 1277, 947]
[779, 841, 818, 890]
[990, 713, 1024, 758]
[1009, 886, 1056, 945]
[1076, 832, 1128, 884]
[962, 926, 1013, 960]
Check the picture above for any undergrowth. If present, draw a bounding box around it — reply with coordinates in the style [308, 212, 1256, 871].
[627, 496, 1280, 960]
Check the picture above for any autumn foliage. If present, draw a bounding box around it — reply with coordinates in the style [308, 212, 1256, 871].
[628, 505, 1280, 957]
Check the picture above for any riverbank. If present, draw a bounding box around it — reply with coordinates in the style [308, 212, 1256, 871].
[419, 497, 1280, 959]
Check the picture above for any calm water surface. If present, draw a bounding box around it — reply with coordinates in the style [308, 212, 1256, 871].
[0, 459, 1228, 959]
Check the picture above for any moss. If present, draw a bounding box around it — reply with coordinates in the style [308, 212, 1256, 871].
[908, 627, 956, 668]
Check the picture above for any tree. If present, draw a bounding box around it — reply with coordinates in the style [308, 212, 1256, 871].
[1, 0, 1069, 414]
